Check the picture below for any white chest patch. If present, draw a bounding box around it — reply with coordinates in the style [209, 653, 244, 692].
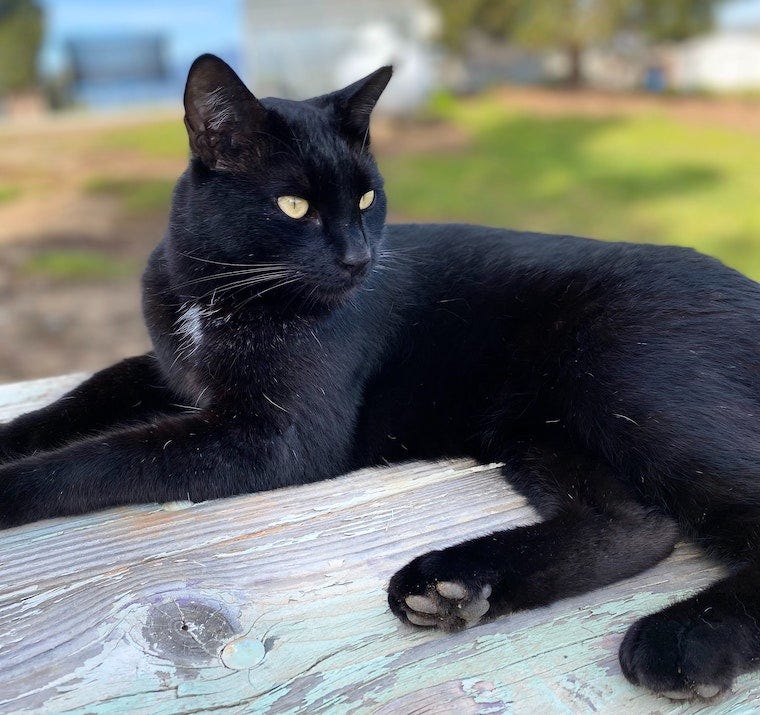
[172, 304, 209, 366]
[177, 304, 205, 347]
[173, 302, 231, 366]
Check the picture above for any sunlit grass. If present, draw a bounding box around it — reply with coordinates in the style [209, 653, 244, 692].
[381, 94, 760, 279]
[72, 95, 760, 280]
[84, 176, 175, 215]
[0, 184, 20, 204]
[98, 119, 187, 159]
[21, 249, 137, 282]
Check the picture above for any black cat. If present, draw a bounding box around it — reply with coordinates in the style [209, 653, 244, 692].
[2, 54, 760, 700]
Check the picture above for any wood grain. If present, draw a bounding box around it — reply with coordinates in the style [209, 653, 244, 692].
[0, 375, 758, 714]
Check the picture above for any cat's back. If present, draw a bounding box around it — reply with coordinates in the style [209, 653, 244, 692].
[383, 222, 760, 306]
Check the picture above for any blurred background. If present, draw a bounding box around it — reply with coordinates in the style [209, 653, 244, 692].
[0, 0, 759, 382]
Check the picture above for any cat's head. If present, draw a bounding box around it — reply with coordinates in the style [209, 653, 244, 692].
[168, 54, 392, 312]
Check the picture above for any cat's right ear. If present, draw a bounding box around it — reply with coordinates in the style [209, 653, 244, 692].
[327, 66, 393, 149]
[183, 54, 267, 170]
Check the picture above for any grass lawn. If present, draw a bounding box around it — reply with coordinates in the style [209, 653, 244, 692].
[381, 93, 760, 280]
[3, 93, 759, 279]
[84, 176, 176, 215]
[98, 118, 188, 158]
[20, 249, 139, 282]
[0, 184, 20, 203]
[1, 93, 758, 379]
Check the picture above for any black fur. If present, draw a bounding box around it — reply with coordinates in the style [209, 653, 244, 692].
[2, 55, 760, 700]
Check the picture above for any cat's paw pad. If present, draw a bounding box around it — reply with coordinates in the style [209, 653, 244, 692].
[659, 685, 722, 701]
[388, 552, 493, 631]
[619, 612, 735, 701]
[403, 581, 492, 629]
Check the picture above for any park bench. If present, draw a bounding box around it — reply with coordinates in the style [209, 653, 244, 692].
[1, 374, 758, 713]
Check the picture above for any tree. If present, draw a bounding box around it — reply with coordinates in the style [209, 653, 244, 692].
[431, 0, 727, 86]
[0, 0, 44, 97]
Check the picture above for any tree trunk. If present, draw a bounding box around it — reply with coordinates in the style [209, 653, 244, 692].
[567, 43, 583, 87]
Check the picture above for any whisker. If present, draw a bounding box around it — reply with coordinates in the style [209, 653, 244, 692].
[359, 126, 370, 154]
[232, 276, 303, 314]
[212, 273, 295, 294]
[177, 250, 288, 269]
[281, 277, 311, 313]
[176, 266, 292, 288]
[195, 271, 298, 300]
[304, 282, 321, 314]
[254, 276, 302, 297]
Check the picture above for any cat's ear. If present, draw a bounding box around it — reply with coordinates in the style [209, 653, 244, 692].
[183, 54, 267, 170]
[329, 66, 393, 148]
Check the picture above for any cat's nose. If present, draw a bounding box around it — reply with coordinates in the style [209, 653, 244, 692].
[339, 247, 371, 277]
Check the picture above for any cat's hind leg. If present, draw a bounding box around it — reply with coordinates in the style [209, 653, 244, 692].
[613, 434, 760, 699]
[0, 353, 180, 463]
[388, 434, 679, 630]
[619, 560, 760, 699]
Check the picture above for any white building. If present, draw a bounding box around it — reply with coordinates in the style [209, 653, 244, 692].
[243, 0, 440, 113]
[669, 31, 760, 91]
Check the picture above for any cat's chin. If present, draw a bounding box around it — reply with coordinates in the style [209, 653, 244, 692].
[307, 282, 363, 310]
[316, 287, 359, 308]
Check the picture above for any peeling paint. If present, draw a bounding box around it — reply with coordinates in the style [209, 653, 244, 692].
[0, 377, 758, 713]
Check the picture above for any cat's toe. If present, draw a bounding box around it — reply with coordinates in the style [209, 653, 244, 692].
[619, 612, 736, 700]
[660, 689, 691, 700]
[388, 551, 493, 631]
[659, 684, 721, 701]
[400, 581, 491, 631]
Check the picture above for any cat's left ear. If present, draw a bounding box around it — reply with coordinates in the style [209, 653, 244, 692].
[183, 54, 268, 170]
[328, 66, 393, 148]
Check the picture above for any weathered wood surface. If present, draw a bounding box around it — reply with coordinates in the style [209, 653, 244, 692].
[0, 375, 758, 714]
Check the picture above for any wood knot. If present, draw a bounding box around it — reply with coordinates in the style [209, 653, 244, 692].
[141, 594, 241, 667]
[220, 635, 266, 670]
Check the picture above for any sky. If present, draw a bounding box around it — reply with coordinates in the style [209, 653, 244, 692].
[721, 0, 760, 28]
[39, 0, 244, 76]
[37, 0, 760, 78]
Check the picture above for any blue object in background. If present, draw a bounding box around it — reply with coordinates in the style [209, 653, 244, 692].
[39, 0, 242, 109]
[644, 66, 666, 93]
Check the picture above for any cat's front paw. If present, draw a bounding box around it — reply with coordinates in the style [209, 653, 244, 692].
[619, 611, 739, 701]
[388, 550, 494, 631]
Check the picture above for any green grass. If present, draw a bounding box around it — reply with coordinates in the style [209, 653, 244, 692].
[21, 249, 137, 282]
[98, 119, 187, 159]
[0, 184, 20, 204]
[85, 176, 175, 215]
[381, 94, 760, 279]
[81, 99, 760, 279]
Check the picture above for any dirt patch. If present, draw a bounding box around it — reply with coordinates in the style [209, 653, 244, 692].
[373, 117, 470, 155]
[0, 280, 150, 380]
[492, 86, 760, 133]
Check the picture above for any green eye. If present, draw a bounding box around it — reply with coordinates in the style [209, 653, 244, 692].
[277, 195, 309, 219]
[359, 190, 375, 211]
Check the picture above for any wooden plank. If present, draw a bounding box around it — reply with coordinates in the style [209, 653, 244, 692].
[0, 375, 758, 714]
[0, 373, 87, 422]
